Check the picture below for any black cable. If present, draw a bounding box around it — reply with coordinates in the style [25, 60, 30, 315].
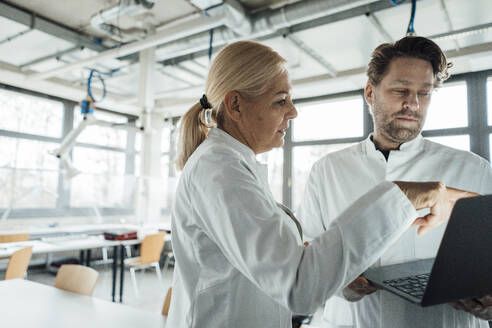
[208, 28, 214, 62]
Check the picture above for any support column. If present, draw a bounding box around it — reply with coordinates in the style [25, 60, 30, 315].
[136, 43, 163, 226]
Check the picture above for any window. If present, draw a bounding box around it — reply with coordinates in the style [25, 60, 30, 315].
[258, 148, 283, 202]
[74, 109, 127, 148]
[292, 143, 354, 209]
[0, 89, 63, 137]
[490, 134, 492, 163]
[72, 147, 126, 175]
[424, 82, 468, 130]
[0, 137, 59, 170]
[70, 147, 127, 207]
[488, 78, 492, 126]
[425, 135, 470, 151]
[70, 173, 129, 208]
[135, 125, 171, 153]
[293, 96, 363, 141]
[0, 137, 59, 211]
[161, 154, 171, 209]
[162, 126, 171, 153]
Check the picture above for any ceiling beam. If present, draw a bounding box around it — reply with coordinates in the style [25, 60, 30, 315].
[285, 34, 337, 76]
[0, 1, 108, 52]
[0, 62, 139, 114]
[365, 12, 392, 43]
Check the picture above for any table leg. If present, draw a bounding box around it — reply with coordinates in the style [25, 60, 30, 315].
[79, 250, 85, 265]
[112, 245, 118, 302]
[86, 249, 91, 267]
[119, 244, 125, 303]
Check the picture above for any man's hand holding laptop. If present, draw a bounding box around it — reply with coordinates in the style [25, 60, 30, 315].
[343, 182, 482, 315]
[450, 295, 492, 320]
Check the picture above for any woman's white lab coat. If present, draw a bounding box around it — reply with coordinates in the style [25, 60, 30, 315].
[167, 128, 418, 328]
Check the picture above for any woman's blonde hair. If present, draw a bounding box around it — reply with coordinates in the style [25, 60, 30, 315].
[175, 40, 286, 170]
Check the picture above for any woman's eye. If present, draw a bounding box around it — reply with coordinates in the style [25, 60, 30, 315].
[277, 99, 286, 106]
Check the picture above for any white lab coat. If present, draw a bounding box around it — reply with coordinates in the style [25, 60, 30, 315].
[297, 135, 492, 328]
[167, 128, 418, 328]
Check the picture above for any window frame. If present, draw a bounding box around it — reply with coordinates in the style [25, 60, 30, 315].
[0, 83, 140, 219]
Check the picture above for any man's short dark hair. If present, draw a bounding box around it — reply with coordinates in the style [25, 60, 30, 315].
[366, 36, 452, 87]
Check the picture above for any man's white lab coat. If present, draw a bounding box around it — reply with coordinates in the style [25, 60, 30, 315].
[298, 135, 492, 328]
[167, 128, 418, 328]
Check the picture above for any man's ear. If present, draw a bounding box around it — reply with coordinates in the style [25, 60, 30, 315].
[364, 81, 376, 112]
[364, 82, 375, 107]
[224, 90, 241, 122]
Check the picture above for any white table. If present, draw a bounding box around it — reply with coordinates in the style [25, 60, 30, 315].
[0, 236, 142, 302]
[0, 225, 172, 302]
[0, 279, 166, 328]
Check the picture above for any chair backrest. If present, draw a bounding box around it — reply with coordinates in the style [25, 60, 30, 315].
[5, 246, 33, 280]
[54, 264, 99, 296]
[140, 233, 165, 264]
[0, 234, 29, 243]
[162, 287, 172, 316]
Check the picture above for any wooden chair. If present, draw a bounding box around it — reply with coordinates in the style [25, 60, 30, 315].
[125, 233, 165, 297]
[4, 246, 32, 280]
[0, 233, 29, 243]
[54, 264, 99, 296]
[161, 287, 172, 316]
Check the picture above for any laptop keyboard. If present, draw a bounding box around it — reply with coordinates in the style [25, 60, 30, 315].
[383, 273, 430, 299]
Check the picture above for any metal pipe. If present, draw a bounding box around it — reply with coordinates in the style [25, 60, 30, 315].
[90, 0, 150, 42]
[30, 12, 227, 80]
[0, 28, 33, 46]
[19, 46, 84, 71]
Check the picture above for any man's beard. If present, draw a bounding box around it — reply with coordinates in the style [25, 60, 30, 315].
[374, 105, 424, 144]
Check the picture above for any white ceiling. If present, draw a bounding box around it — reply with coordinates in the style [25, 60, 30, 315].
[0, 0, 491, 118]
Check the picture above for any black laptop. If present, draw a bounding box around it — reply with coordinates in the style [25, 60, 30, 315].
[364, 194, 492, 307]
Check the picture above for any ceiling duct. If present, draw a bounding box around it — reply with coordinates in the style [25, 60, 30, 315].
[90, 0, 157, 42]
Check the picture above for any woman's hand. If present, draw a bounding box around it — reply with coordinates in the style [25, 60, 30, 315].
[394, 181, 479, 235]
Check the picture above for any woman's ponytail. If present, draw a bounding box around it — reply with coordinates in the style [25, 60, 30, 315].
[176, 102, 209, 170]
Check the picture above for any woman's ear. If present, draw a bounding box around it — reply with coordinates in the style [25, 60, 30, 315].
[224, 90, 241, 122]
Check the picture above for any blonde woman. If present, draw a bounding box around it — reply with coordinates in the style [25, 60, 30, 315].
[167, 40, 466, 327]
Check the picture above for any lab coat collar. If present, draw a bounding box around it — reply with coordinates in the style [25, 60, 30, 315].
[208, 128, 271, 200]
[208, 128, 257, 164]
[362, 133, 424, 156]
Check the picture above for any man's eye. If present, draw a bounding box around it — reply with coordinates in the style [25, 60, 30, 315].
[419, 91, 431, 96]
[277, 99, 286, 106]
[393, 89, 407, 95]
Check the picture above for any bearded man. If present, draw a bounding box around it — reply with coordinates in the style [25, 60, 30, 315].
[298, 36, 492, 328]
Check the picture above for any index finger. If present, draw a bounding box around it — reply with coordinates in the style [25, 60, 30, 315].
[445, 187, 480, 201]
